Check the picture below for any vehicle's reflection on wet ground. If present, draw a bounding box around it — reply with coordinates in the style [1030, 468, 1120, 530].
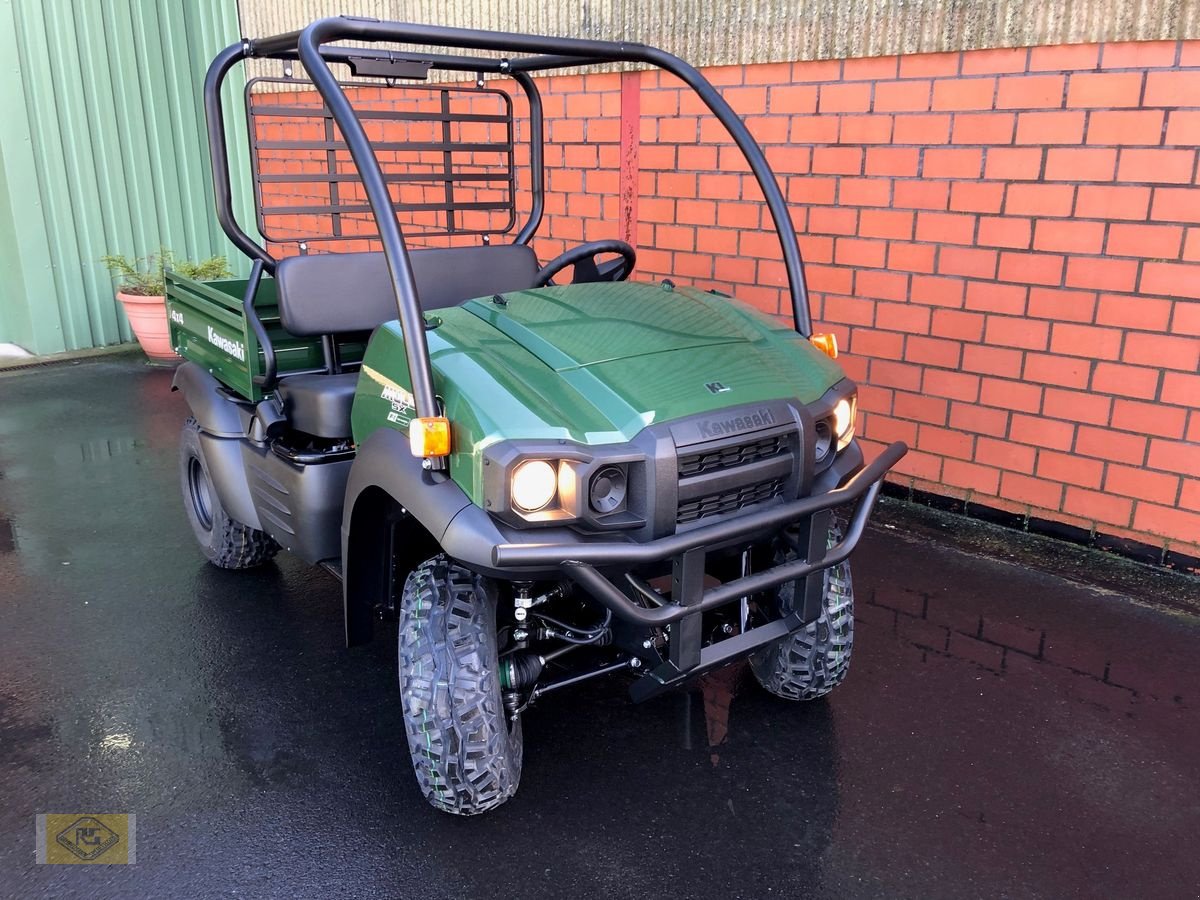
[1, 354, 1197, 898]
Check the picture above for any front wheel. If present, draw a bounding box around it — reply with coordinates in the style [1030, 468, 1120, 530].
[750, 525, 854, 701]
[398, 556, 522, 815]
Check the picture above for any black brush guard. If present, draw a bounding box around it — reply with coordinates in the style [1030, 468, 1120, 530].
[493, 441, 907, 700]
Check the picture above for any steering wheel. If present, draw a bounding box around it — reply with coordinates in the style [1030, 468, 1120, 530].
[533, 239, 636, 287]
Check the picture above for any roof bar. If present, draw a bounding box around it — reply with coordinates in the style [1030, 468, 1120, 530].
[290, 17, 810, 334]
[205, 42, 276, 273]
[206, 15, 814, 437]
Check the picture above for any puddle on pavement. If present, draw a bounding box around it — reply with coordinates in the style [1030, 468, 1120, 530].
[861, 586, 1194, 712]
[677, 662, 749, 765]
[78, 438, 146, 463]
[699, 663, 743, 764]
[0, 692, 56, 775]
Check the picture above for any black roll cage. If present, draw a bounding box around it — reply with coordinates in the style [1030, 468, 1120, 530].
[204, 15, 813, 425]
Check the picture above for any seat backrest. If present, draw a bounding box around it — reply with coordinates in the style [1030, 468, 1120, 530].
[274, 243, 539, 337]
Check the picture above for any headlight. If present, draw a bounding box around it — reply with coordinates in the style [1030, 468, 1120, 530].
[588, 465, 627, 513]
[483, 444, 646, 529]
[511, 460, 558, 512]
[814, 419, 833, 462]
[833, 396, 856, 451]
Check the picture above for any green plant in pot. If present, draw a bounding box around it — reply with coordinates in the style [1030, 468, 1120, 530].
[102, 248, 231, 360]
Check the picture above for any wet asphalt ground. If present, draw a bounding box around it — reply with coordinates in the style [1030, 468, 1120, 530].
[1, 352, 1198, 899]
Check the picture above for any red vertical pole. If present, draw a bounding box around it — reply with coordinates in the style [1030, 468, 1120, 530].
[618, 70, 641, 249]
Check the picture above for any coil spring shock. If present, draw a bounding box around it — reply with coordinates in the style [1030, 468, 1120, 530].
[501, 652, 543, 719]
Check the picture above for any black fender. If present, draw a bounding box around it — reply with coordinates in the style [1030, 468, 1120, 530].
[341, 428, 473, 646]
[172, 362, 261, 530]
[171, 362, 250, 437]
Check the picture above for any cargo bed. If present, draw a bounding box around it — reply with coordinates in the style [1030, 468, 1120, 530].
[165, 271, 366, 402]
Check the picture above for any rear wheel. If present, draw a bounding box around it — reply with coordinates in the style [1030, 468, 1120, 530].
[398, 556, 522, 815]
[179, 418, 279, 569]
[750, 525, 854, 701]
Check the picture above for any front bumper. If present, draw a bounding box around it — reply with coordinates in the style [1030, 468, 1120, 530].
[490, 440, 908, 699]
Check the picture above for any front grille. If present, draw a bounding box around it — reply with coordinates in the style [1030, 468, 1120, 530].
[677, 434, 786, 477]
[676, 477, 786, 524]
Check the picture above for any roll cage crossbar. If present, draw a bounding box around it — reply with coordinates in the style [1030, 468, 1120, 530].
[203, 15, 813, 423]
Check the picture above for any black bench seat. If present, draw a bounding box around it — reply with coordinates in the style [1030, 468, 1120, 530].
[269, 244, 539, 438]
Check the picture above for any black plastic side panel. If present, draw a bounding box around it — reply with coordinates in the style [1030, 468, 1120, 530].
[241, 442, 351, 564]
[197, 433, 263, 531]
[171, 362, 251, 437]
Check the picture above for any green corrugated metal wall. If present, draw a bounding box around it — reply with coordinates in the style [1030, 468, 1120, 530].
[0, 0, 253, 355]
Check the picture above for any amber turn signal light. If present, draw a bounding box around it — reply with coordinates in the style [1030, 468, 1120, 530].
[410, 416, 452, 457]
[810, 332, 838, 359]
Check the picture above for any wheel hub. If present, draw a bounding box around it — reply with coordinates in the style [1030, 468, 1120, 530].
[187, 456, 214, 532]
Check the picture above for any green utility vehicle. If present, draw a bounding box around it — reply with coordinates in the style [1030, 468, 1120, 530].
[171, 16, 906, 815]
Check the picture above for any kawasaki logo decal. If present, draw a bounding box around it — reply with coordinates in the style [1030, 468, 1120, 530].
[698, 408, 776, 439]
[206, 326, 245, 361]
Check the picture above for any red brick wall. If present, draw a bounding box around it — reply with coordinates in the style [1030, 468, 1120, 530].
[260, 39, 1200, 556]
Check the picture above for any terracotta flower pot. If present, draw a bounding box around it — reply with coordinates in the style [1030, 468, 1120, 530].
[116, 291, 178, 360]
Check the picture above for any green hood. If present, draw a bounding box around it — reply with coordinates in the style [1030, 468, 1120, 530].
[352, 282, 845, 502]
[461, 282, 762, 369]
